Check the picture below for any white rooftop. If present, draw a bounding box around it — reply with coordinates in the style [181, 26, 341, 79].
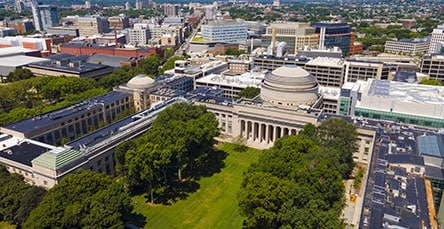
[0, 47, 38, 57]
[306, 57, 344, 67]
[0, 55, 48, 67]
[357, 79, 444, 119]
[196, 71, 265, 88]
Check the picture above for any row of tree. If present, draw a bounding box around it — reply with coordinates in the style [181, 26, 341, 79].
[238, 118, 358, 228]
[0, 166, 46, 226]
[115, 103, 219, 203]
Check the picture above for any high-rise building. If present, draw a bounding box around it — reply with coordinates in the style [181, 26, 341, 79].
[125, 2, 131, 10]
[78, 16, 109, 37]
[135, 0, 143, 10]
[262, 23, 318, 55]
[164, 4, 178, 17]
[202, 20, 247, 43]
[312, 22, 352, 55]
[85, 0, 91, 9]
[429, 24, 444, 54]
[31, 1, 59, 31]
[15, 0, 24, 13]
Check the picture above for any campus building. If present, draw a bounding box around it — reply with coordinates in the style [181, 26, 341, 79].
[429, 24, 444, 54]
[201, 20, 248, 43]
[31, 1, 59, 31]
[420, 54, 444, 81]
[77, 16, 109, 37]
[304, 57, 345, 88]
[385, 38, 430, 56]
[312, 22, 353, 55]
[339, 79, 444, 128]
[262, 23, 319, 55]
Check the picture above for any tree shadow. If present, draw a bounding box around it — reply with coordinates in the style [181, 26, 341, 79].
[124, 212, 147, 228]
[190, 148, 228, 179]
[154, 148, 228, 205]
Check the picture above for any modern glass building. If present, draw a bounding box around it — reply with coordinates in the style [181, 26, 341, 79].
[312, 22, 352, 55]
[201, 20, 247, 43]
[339, 79, 444, 128]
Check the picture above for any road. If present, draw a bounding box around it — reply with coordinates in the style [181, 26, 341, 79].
[175, 17, 204, 56]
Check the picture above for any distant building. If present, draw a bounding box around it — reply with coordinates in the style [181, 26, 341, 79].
[272, 0, 280, 7]
[201, 20, 247, 43]
[262, 23, 318, 55]
[4, 19, 34, 34]
[312, 22, 352, 55]
[128, 26, 150, 46]
[46, 26, 79, 37]
[31, 1, 59, 31]
[78, 16, 109, 37]
[59, 43, 163, 58]
[429, 24, 444, 54]
[385, 38, 430, 56]
[108, 16, 130, 30]
[164, 4, 178, 17]
[398, 19, 417, 29]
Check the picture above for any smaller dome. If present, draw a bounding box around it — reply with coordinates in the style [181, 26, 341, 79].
[127, 74, 155, 89]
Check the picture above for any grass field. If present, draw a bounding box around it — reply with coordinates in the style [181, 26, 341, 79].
[0, 222, 15, 229]
[131, 143, 262, 229]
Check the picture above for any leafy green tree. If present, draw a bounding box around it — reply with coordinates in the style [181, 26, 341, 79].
[137, 54, 161, 77]
[0, 165, 46, 226]
[3, 68, 34, 83]
[160, 56, 186, 74]
[317, 118, 358, 178]
[236, 87, 260, 99]
[99, 65, 136, 89]
[24, 170, 132, 229]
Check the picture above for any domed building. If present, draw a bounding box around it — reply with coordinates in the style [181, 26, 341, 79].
[115, 74, 157, 111]
[260, 65, 319, 109]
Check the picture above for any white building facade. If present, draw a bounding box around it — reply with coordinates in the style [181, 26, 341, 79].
[202, 20, 248, 43]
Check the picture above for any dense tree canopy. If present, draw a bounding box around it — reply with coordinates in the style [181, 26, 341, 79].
[117, 103, 219, 203]
[420, 79, 442, 86]
[137, 54, 161, 77]
[239, 118, 358, 228]
[0, 165, 46, 226]
[3, 68, 34, 83]
[24, 170, 132, 228]
[160, 56, 186, 74]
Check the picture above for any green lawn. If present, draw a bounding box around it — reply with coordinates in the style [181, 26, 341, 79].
[131, 143, 261, 229]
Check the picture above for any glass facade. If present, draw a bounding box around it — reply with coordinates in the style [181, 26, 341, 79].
[354, 107, 444, 128]
[339, 97, 351, 115]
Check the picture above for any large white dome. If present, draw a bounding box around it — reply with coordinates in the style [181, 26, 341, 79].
[260, 65, 319, 108]
[127, 74, 155, 89]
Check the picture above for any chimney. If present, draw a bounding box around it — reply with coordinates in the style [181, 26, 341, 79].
[319, 27, 326, 50]
[271, 27, 276, 56]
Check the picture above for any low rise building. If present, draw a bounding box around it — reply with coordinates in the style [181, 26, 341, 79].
[339, 79, 444, 128]
[384, 38, 430, 56]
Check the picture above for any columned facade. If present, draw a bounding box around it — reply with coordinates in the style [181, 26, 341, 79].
[239, 119, 299, 146]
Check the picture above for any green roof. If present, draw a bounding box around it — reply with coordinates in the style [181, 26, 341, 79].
[32, 148, 84, 170]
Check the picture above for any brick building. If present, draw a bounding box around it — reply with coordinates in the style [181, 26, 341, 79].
[59, 43, 163, 58]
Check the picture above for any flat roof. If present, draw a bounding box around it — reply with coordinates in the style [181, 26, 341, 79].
[305, 57, 344, 67]
[2, 91, 131, 136]
[0, 55, 48, 67]
[27, 60, 112, 75]
[0, 134, 55, 167]
[196, 72, 264, 88]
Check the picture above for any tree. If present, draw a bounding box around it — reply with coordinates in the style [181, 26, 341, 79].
[238, 124, 348, 228]
[160, 56, 186, 74]
[317, 118, 358, 178]
[121, 103, 219, 202]
[236, 87, 260, 99]
[3, 68, 34, 83]
[24, 170, 132, 228]
[225, 47, 245, 56]
[137, 54, 161, 77]
[0, 165, 46, 226]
